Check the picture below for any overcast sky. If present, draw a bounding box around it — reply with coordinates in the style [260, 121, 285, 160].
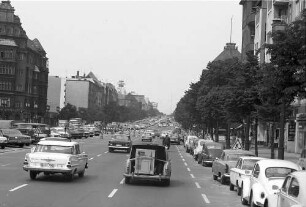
[12, 0, 242, 114]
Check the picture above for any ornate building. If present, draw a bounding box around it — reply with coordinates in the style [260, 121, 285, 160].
[0, 1, 48, 122]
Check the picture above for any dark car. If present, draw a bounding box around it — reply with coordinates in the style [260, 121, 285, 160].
[123, 138, 171, 186]
[198, 142, 223, 166]
[0, 129, 31, 147]
[108, 134, 132, 153]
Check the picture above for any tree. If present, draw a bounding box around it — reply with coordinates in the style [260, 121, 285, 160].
[58, 103, 78, 120]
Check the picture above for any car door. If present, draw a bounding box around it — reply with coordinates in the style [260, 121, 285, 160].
[250, 163, 260, 197]
[277, 176, 291, 207]
[232, 158, 242, 185]
[286, 177, 300, 206]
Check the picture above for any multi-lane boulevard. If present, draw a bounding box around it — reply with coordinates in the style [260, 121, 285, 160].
[1, 134, 244, 207]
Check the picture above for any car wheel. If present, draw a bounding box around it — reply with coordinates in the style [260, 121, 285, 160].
[30, 171, 37, 180]
[125, 177, 131, 184]
[19, 144, 24, 148]
[220, 175, 227, 184]
[241, 184, 248, 205]
[229, 182, 234, 191]
[66, 173, 74, 181]
[237, 186, 241, 196]
[163, 179, 170, 186]
[213, 174, 217, 180]
[197, 158, 202, 164]
[1, 145, 4, 149]
[250, 192, 258, 207]
[44, 172, 50, 176]
[78, 170, 85, 178]
[25, 143, 30, 146]
[109, 148, 113, 153]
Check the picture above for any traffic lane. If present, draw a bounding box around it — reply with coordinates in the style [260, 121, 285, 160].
[177, 145, 244, 207]
[2, 141, 130, 207]
[101, 145, 206, 207]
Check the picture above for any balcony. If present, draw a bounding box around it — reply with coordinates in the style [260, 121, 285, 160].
[272, 15, 288, 32]
[273, 0, 289, 6]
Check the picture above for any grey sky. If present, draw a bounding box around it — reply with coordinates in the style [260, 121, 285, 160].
[13, 1, 242, 114]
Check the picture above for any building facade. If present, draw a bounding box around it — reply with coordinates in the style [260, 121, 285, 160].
[0, 1, 48, 123]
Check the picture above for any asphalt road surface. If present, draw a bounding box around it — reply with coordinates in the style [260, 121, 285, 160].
[0, 134, 245, 207]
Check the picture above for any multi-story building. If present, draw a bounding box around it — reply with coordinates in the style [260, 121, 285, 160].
[213, 42, 242, 62]
[240, 0, 306, 153]
[0, 1, 48, 123]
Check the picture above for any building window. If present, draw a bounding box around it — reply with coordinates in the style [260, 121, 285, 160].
[0, 81, 12, 91]
[16, 84, 23, 91]
[19, 53, 24, 60]
[15, 102, 21, 108]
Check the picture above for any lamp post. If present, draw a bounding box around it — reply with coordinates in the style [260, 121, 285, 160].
[56, 106, 60, 126]
[25, 102, 30, 123]
[34, 103, 38, 123]
[45, 105, 50, 125]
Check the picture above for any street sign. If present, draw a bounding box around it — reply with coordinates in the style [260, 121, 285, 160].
[231, 138, 243, 150]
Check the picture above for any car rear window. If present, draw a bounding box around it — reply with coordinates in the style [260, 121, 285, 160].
[242, 159, 260, 170]
[265, 167, 296, 178]
[35, 144, 73, 154]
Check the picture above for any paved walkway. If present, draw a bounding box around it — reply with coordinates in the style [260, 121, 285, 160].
[249, 145, 300, 162]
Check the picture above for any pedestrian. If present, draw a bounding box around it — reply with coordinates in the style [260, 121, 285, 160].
[163, 134, 170, 149]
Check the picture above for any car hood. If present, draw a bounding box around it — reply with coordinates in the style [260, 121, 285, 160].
[28, 153, 70, 164]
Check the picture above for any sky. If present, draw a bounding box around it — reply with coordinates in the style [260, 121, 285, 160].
[12, 0, 242, 114]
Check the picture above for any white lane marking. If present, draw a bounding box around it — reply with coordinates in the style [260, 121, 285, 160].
[89, 158, 94, 160]
[187, 168, 190, 172]
[9, 184, 28, 192]
[97, 154, 102, 157]
[182, 159, 185, 161]
[120, 178, 125, 184]
[104, 151, 108, 154]
[202, 194, 210, 204]
[195, 182, 201, 188]
[184, 162, 187, 166]
[190, 174, 195, 178]
[1, 163, 11, 167]
[108, 189, 118, 198]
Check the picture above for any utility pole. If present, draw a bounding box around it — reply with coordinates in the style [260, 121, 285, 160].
[278, 101, 285, 160]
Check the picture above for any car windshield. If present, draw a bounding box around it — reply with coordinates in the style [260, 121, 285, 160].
[265, 167, 296, 178]
[227, 154, 253, 161]
[35, 144, 73, 154]
[242, 159, 260, 170]
[206, 144, 222, 149]
[113, 135, 129, 141]
[2, 129, 22, 135]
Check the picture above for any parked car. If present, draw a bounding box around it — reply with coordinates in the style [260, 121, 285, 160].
[170, 133, 180, 145]
[0, 129, 31, 147]
[240, 159, 301, 207]
[229, 156, 266, 194]
[50, 127, 71, 138]
[108, 134, 132, 153]
[297, 148, 306, 170]
[275, 171, 306, 207]
[23, 140, 88, 181]
[193, 139, 213, 161]
[0, 130, 7, 149]
[212, 149, 255, 184]
[185, 135, 198, 153]
[123, 138, 171, 186]
[198, 142, 224, 166]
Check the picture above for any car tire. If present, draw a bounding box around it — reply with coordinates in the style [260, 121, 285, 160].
[109, 148, 113, 153]
[44, 172, 50, 176]
[250, 192, 258, 207]
[220, 175, 227, 184]
[237, 186, 242, 196]
[25, 143, 30, 146]
[229, 182, 234, 191]
[19, 144, 24, 148]
[241, 185, 248, 205]
[1, 145, 4, 149]
[213, 174, 217, 180]
[30, 171, 37, 180]
[125, 177, 131, 184]
[197, 158, 202, 164]
[66, 173, 74, 181]
[163, 179, 170, 186]
[78, 170, 85, 178]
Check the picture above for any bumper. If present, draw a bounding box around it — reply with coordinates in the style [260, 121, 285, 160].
[109, 146, 130, 150]
[203, 160, 213, 164]
[23, 166, 73, 173]
[123, 173, 170, 181]
[8, 140, 31, 144]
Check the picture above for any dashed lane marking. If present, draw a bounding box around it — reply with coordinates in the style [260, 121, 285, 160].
[195, 182, 201, 188]
[97, 154, 102, 157]
[104, 151, 108, 154]
[108, 189, 118, 198]
[120, 178, 124, 184]
[1, 163, 11, 167]
[9, 184, 28, 192]
[182, 159, 185, 161]
[190, 174, 195, 178]
[184, 162, 187, 166]
[187, 168, 190, 172]
[89, 158, 94, 161]
[202, 194, 210, 204]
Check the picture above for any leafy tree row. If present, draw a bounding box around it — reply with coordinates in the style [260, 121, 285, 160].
[174, 19, 306, 159]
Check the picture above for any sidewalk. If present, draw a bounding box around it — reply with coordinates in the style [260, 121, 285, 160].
[249, 145, 300, 163]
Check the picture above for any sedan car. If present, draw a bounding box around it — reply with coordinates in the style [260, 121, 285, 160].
[193, 139, 213, 161]
[229, 156, 266, 194]
[212, 149, 255, 184]
[108, 134, 132, 153]
[185, 135, 198, 153]
[50, 127, 71, 138]
[276, 171, 306, 207]
[0, 129, 31, 147]
[240, 159, 301, 207]
[23, 140, 88, 181]
[198, 142, 224, 166]
[123, 138, 171, 186]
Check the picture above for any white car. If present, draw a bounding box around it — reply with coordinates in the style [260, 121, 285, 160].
[193, 139, 213, 161]
[0, 133, 7, 149]
[229, 156, 266, 194]
[185, 135, 198, 153]
[23, 140, 88, 181]
[276, 171, 306, 207]
[240, 159, 301, 207]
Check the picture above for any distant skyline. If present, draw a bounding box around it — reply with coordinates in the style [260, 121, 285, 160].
[12, 1, 242, 114]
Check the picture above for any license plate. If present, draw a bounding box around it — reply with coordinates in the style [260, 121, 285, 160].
[116, 144, 122, 146]
[40, 163, 54, 168]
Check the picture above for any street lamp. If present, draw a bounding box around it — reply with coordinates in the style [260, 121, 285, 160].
[45, 105, 50, 124]
[25, 102, 30, 123]
[34, 102, 38, 122]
